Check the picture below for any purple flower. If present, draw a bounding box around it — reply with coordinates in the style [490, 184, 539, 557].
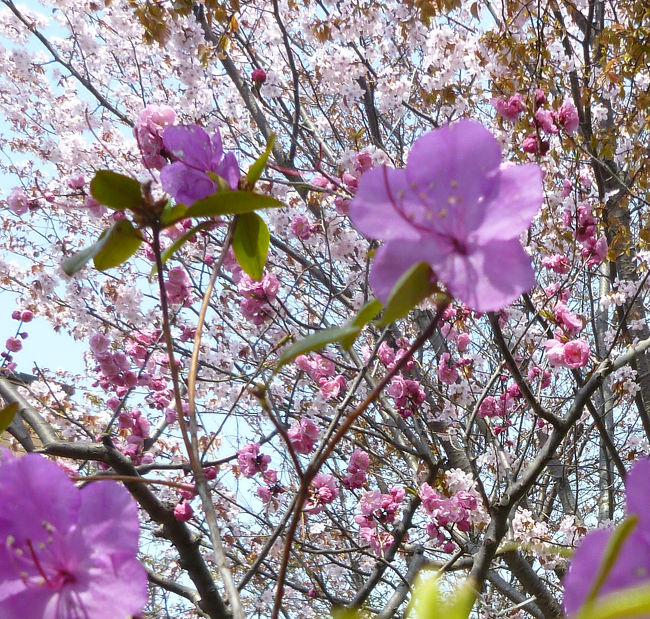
[0, 451, 147, 619]
[564, 458, 650, 615]
[160, 124, 240, 205]
[349, 121, 543, 312]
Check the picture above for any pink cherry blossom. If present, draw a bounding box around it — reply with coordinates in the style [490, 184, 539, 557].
[556, 100, 579, 135]
[237, 443, 271, 478]
[6, 188, 29, 216]
[174, 502, 194, 522]
[438, 352, 459, 384]
[535, 108, 559, 134]
[304, 473, 339, 514]
[491, 94, 525, 121]
[563, 339, 590, 368]
[287, 417, 319, 454]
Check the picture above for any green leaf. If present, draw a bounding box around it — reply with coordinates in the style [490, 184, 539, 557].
[339, 298, 383, 350]
[63, 222, 120, 276]
[351, 298, 383, 327]
[376, 262, 440, 327]
[0, 402, 18, 434]
[276, 326, 361, 371]
[232, 212, 270, 280]
[149, 221, 214, 279]
[576, 584, 650, 619]
[181, 191, 283, 221]
[93, 220, 143, 271]
[160, 203, 188, 227]
[407, 571, 476, 619]
[90, 170, 144, 210]
[578, 516, 639, 616]
[247, 133, 276, 186]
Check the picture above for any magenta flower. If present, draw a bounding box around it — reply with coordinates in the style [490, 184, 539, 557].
[491, 94, 525, 121]
[0, 451, 147, 619]
[564, 458, 650, 614]
[287, 417, 320, 455]
[160, 124, 240, 205]
[556, 100, 579, 135]
[349, 121, 543, 312]
[304, 473, 339, 514]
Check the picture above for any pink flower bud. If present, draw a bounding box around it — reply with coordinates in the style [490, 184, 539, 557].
[251, 68, 266, 83]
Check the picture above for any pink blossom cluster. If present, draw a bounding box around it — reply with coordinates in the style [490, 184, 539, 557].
[354, 488, 404, 554]
[90, 333, 139, 396]
[257, 468, 286, 505]
[421, 483, 479, 551]
[117, 408, 153, 466]
[563, 203, 608, 267]
[166, 266, 193, 306]
[343, 448, 370, 489]
[6, 187, 37, 216]
[237, 273, 280, 325]
[437, 352, 459, 385]
[541, 253, 570, 274]
[134, 104, 177, 169]
[477, 380, 526, 420]
[386, 374, 425, 419]
[310, 151, 373, 214]
[287, 417, 320, 454]
[289, 214, 319, 240]
[304, 473, 339, 514]
[545, 337, 590, 369]
[492, 88, 579, 155]
[295, 352, 347, 400]
[2, 310, 32, 371]
[237, 442, 271, 478]
[376, 340, 415, 371]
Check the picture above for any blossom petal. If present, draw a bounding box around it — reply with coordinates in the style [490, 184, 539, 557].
[475, 163, 543, 242]
[349, 166, 422, 241]
[626, 458, 650, 526]
[564, 528, 650, 615]
[160, 163, 217, 205]
[162, 124, 212, 170]
[433, 239, 536, 312]
[404, 120, 502, 236]
[0, 452, 79, 542]
[369, 237, 444, 302]
[78, 482, 141, 556]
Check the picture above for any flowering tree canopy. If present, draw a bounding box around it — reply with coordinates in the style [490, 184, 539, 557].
[1, 0, 650, 618]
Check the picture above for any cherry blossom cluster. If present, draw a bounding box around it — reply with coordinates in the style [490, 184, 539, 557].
[563, 202, 608, 267]
[295, 352, 347, 400]
[354, 488, 405, 555]
[386, 374, 425, 419]
[2, 309, 32, 372]
[492, 88, 579, 154]
[343, 448, 370, 490]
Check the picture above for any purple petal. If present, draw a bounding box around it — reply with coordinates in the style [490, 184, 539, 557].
[475, 163, 543, 242]
[209, 129, 224, 167]
[369, 237, 443, 302]
[349, 166, 422, 242]
[626, 458, 650, 525]
[78, 482, 140, 556]
[162, 124, 212, 170]
[404, 120, 502, 236]
[76, 554, 148, 619]
[160, 163, 217, 205]
[433, 238, 536, 312]
[216, 151, 241, 190]
[0, 453, 79, 542]
[564, 528, 650, 615]
[0, 586, 52, 619]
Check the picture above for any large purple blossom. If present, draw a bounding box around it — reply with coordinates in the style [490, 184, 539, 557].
[349, 120, 543, 312]
[160, 124, 240, 205]
[0, 451, 147, 619]
[563, 458, 650, 614]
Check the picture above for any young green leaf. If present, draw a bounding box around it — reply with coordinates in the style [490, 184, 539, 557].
[232, 212, 270, 280]
[276, 326, 361, 371]
[62, 224, 116, 276]
[577, 584, 650, 619]
[181, 191, 283, 221]
[93, 220, 143, 271]
[247, 133, 276, 186]
[90, 170, 144, 210]
[0, 402, 19, 434]
[338, 298, 383, 350]
[160, 203, 188, 227]
[407, 571, 476, 619]
[376, 262, 441, 326]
